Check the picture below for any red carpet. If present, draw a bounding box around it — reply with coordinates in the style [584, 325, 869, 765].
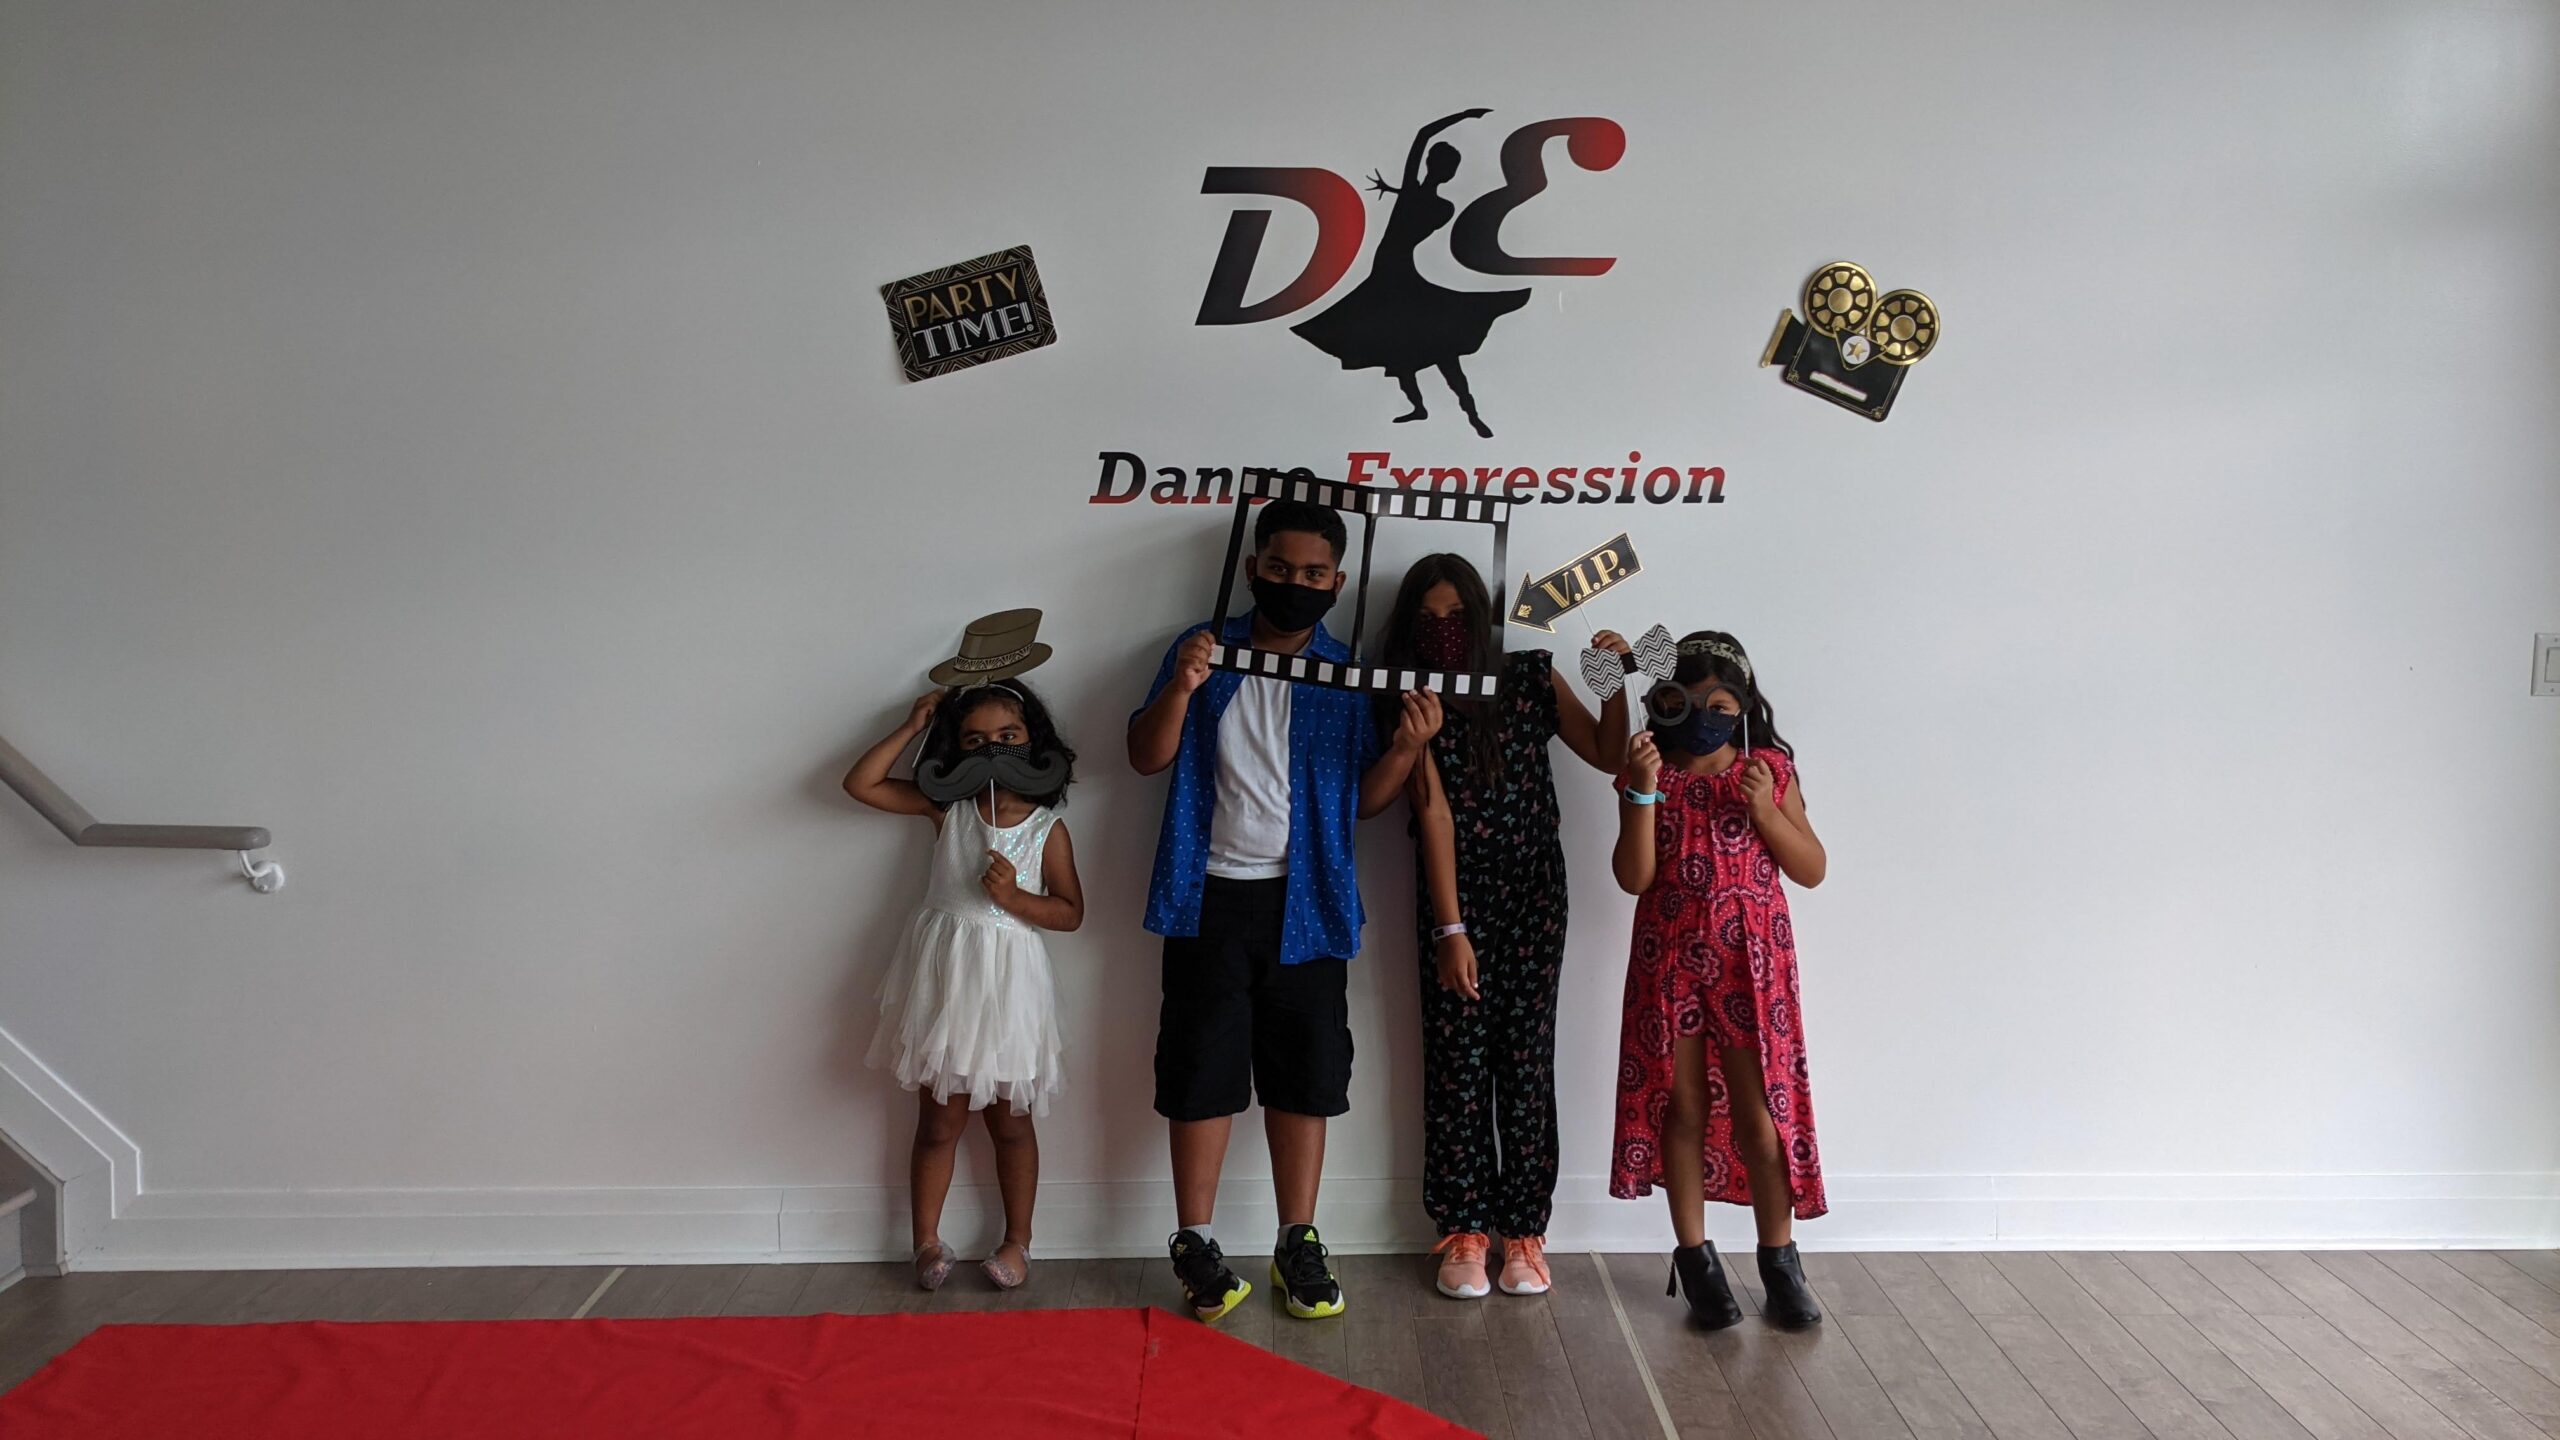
[0, 1306, 1476, 1439]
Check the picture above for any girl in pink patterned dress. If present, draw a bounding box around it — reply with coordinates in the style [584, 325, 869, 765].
[1609, 631, 1830, 1330]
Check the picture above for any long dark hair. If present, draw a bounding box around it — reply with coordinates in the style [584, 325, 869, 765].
[1670, 630, 1793, 759]
[1376, 553, 1501, 787]
[917, 678, 1077, 809]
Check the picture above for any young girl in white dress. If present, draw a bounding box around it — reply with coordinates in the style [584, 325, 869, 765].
[843, 677, 1082, 1292]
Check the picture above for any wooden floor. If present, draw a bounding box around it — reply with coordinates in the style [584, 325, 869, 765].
[4, 1250, 2559, 1439]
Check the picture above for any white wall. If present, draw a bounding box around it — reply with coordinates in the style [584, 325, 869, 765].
[1, 0, 2555, 1268]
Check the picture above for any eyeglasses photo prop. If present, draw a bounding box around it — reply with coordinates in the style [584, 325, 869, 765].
[1204, 466, 1516, 696]
[1601, 631, 1759, 755]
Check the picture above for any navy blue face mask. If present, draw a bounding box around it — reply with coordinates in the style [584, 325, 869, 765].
[1651, 707, 1740, 755]
[1644, 681, 1745, 755]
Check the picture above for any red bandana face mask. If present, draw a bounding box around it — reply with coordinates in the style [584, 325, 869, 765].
[1414, 613, 1470, 669]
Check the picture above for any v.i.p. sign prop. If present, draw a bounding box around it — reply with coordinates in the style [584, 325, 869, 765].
[1510, 533, 1639, 633]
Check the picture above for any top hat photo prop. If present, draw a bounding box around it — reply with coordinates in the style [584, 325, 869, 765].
[929, 608, 1053, 687]
[1760, 261, 1941, 422]
[1202, 467, 1517, 698]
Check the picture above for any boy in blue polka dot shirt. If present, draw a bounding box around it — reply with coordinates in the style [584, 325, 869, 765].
[1129, 498, 1442, 1323]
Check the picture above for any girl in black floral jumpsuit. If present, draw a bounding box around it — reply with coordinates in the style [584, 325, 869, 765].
[1376, 554, 1629, 1300]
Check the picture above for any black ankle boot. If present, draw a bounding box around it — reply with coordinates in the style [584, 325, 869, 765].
[1757, 1242, 1823, 1328]
[1668, 1243, 1743, 1329]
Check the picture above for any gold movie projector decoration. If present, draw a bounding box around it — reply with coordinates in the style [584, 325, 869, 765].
[1760, 261, 1940, 421]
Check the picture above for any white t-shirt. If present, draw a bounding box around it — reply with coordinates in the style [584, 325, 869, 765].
[1206, 676, 1291, 879]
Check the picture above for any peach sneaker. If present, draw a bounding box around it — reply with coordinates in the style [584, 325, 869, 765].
[1433, 1232, 1492, 1300]
[1499, 1234, 1552, 1296]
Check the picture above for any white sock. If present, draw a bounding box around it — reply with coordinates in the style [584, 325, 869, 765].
[1184, 1222, 1215, 1247]
[1279, 1222, 1312, 1248]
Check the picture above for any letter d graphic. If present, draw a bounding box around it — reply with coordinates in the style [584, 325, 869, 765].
[1090, 451, 1146, 504]
[1195, 167, 1365, 325]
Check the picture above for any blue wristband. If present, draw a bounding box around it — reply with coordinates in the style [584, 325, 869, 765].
[1622, 787, 1662, 806]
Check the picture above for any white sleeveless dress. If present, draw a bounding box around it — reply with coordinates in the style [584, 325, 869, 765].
[866, 796, 1065, 1116]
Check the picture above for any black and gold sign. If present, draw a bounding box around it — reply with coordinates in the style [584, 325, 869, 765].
[1510, 533, 1641, 633]
[882, 245, 1057, 382]
[1759, 261, 1939, 421]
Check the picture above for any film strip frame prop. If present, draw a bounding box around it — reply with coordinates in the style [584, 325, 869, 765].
[1204, 467, 1514, 696]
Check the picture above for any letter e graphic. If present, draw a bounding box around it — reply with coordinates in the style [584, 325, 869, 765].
[1450, 118, 1626, 277]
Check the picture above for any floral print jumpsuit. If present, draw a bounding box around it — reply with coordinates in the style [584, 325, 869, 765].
[1412, 649, 1569, 1238]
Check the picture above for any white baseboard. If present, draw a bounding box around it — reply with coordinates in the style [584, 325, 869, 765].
[77, 1171, 2560, 1271]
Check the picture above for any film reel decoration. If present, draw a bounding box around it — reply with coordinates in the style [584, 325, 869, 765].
[1759, 260, 1943, 421]
[1803, 263, 1877, 338]
[1869, 289, 1938, 365]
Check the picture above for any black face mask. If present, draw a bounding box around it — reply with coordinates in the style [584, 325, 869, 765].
[916, 741, 1070, 806]
[1249, 574, 1338, 634]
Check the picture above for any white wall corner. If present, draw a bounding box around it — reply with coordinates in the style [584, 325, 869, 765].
[0, 1022, 142, 1267]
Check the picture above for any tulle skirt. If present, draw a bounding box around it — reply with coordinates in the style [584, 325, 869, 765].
[866, 907, 1064, 1117]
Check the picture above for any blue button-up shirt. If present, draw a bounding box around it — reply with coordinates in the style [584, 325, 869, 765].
[1135, 613, 1380, 964]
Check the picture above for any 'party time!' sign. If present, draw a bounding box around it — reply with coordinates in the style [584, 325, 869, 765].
[882, 246, 1057, 381]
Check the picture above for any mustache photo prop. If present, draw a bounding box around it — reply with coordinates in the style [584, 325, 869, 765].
[914, 741, 1072, 807]
[1760, 260, 1941, 421]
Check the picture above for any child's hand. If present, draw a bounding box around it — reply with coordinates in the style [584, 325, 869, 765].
[1626, 731, 1663, 792]
[1172, 631, 1217, 695]
[1435, 932, 1480, 1001]
[1391, 689, 1444, 753]
[1590, 629, 1632, 658]
[904, 690, 942, 734]
[981, 849, 1023, 911]
[1740, 756, 1777, 814]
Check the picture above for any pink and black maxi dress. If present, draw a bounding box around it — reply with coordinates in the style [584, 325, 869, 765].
[1608, 749, 1828, 1219]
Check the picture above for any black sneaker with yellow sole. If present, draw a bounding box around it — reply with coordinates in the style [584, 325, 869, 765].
[1170, 1229, 1251, 1322]
[1272, 1223, 1346, 1319]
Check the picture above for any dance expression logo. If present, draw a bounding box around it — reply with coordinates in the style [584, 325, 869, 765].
[1196, 110, 1625, 437]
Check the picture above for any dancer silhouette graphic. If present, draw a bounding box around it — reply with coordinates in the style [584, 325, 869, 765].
[1289, 110, 1530, 438]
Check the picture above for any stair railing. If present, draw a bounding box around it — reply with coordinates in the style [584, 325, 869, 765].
[0, 731, 284, 891]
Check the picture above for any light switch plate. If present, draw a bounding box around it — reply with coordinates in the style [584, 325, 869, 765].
[2536, 633, 2560, 697]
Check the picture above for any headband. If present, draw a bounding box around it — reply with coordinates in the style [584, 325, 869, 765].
[1677, 636, 1753, 683]
[945, 678, 1029, 703]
